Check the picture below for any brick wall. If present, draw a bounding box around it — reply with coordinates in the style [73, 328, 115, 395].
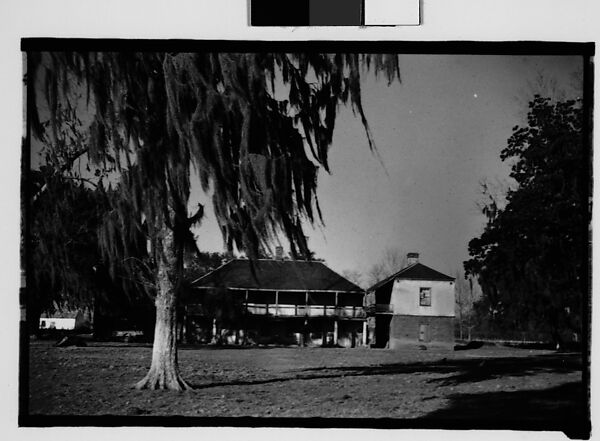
[389, 315, 454, 348]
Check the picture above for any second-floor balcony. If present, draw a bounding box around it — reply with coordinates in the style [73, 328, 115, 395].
[374, 304, 394, 314]
[245, 303, 365, 318]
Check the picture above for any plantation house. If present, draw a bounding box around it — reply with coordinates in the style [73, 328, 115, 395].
[367, 253, 455, 348]
[186, 251, 366, 347]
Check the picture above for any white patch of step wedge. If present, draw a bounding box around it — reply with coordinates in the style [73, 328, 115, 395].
[364, 0, 420, 25]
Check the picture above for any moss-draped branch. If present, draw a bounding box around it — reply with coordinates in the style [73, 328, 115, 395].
[31, 51, 401, 277]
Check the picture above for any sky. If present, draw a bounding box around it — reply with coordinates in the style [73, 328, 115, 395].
[189, 55, 583, 281]
[30, 54, 583, 285]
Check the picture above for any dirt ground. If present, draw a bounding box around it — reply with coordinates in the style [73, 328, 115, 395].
[25, 339, 586, 433]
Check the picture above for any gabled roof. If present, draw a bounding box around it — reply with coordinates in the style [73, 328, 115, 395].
[368, 262, 454, 292]
[192, 259, 363, 292]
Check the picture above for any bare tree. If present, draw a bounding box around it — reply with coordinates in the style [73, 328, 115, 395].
[454, 269, 481, 340]
[341, 269, 364, 289]
[366, 247, 407, 287]
[513, 68, 583, 114]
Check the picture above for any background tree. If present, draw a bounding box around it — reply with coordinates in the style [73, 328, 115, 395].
[30, 164, 157, 341]
[341, 269, 364, 289]
[514, 69, 583, 116]
[464, 96, 587, 345]
[178, 250, 233, 342]
[475, 177, 510, 224]
[28, 169, 104, 334]
[27, 104, 110, 335]
[30, 52, 401, 390]
[454, 269, 481, 341]
[27, 102, 158, 340]
[182, 250, 229, 281]
[365, 246, 407, 287]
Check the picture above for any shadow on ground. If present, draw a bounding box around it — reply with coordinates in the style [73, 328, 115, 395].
[188, 352, 582, 389]
[294, 352, 579, 385]
[425, 353, 581, 386]
[84, 343, 288, 350]
[421, 381, 589, 439]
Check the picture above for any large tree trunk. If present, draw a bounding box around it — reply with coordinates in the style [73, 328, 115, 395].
[135, 230, 191, 391]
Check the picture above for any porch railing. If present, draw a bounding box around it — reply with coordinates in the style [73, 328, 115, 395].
[374, 304, 394, 314]
[244, 303, 365, 318]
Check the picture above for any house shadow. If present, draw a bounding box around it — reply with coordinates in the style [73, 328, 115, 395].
[425, 352, 582, 386]
[74, 343, 283, 350]
[186, 353, 587, 437]
[419, 381, 589, 439]
[296, 352, 582, 385]
[188, 352, 582, 391]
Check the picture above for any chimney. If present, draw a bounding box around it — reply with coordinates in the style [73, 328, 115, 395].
[275, 246, 284, 261]
[407, 252, 419, 266]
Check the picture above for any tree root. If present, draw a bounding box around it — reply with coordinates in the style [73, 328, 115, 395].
[134, 369, 193, 391]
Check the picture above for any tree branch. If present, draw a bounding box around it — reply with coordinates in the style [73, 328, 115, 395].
[187, 203, 204, 226]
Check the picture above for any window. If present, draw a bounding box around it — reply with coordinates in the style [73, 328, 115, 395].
[419, 287, 431, 306]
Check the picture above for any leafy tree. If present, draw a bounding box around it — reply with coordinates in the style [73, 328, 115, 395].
[27, 104, 110, 334]
[179, 251, 235, 340]
[29, 52, 400, 390]
[28, 104, 155, 339]
[182, 251, 228, 281]
[465, 96, 587, 345]
[28, 169, 103, 333]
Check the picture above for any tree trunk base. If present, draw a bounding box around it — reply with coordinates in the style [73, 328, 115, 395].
[134, 368, 193, 391]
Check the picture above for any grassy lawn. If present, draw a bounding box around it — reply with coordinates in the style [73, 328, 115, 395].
[25, 339, 586, 433]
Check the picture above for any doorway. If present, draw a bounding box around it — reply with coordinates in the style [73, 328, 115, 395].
[418, 323, 430, 342]
[374, 315, 392, 348]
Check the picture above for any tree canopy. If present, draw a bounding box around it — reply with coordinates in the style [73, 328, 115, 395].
[31, 52, 400, 262]
[464, 96, 588, 344]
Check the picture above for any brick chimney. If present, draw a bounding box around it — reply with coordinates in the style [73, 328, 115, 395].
[407, 252, 419, 266]
[275, 246, 284, 260]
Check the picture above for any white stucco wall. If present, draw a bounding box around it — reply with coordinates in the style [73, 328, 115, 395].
[39, 317, 76, 330]
[390, 279, 455, 317]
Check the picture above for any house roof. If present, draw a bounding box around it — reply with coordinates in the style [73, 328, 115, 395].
[368, 262, 455, 291]
[192, 259, 363, 292]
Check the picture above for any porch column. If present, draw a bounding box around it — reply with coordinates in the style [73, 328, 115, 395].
[275, 291, 279, 316]
[362, 320, 368, 346]
[305, 291, 309, 315]
[334, 291, 339, 345]
[182, 305, 187, 343]
[333, 320, 339, 346]
[211, 317, 218, 344]
[244, 290, 249, 345]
